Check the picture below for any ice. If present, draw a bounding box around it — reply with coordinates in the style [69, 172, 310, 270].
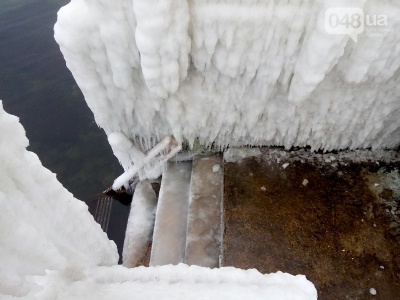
[133, 0, 191, 98]
[108, 132, 146, 171]
[29, 265, 317, 300]
[55, 0, 400, 156]
[0, 101, 118, 298]
[112, 136, 182, 189]
[122, 180, 157, 268]
[212, 164, 221, 172]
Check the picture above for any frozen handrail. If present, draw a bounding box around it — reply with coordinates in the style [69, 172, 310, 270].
[112, 136, 182, 190]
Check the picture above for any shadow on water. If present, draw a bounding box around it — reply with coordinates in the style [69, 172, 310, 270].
[0, 0, 128, 261]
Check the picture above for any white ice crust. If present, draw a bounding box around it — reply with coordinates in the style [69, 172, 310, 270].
[26, 265, 317, 300]
[0, 101, 118, 298]
[55, 0, 400, 157]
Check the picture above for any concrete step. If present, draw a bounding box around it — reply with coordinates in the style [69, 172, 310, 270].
[185, 155, 224, 268]
[149, 161, 192, 266]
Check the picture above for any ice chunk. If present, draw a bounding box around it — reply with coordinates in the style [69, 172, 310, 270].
[212, 164, 221, 172]
[0, 101, 118, 297]
[55, 0, 400, 156]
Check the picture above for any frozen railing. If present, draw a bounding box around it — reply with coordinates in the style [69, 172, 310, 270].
[111, 135, 182, 191]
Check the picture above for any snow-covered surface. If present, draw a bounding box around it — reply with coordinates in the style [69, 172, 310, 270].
[122, 180, 157, 267]
[0, 101, 118, 298]
[55, 0, 400, 156]
[25, 265, 317, 300]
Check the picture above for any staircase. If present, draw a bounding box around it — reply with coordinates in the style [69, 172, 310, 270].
[123, 154, 224, 268]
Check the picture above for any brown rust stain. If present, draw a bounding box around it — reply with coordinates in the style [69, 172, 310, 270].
[224, 158, 400, 300]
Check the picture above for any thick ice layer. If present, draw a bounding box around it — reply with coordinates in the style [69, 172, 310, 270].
[55, 0, 400, 159]
[122, 180, 157, 267]
[0, 101, 118, 298]
[29, 264, 317, 300]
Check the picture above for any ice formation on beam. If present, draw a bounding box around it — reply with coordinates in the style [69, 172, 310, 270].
[0, 101, 118, 298]
[55, 0, 400, 162]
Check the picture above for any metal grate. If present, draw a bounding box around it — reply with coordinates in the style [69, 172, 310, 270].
[94, 196, 113, 232]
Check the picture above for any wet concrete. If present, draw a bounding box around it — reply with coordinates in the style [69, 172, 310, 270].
[224, 157, 400, 300]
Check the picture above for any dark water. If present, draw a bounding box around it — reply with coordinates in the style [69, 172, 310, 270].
[0, 0, 123, 202]
[0, 0, 128, 259]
